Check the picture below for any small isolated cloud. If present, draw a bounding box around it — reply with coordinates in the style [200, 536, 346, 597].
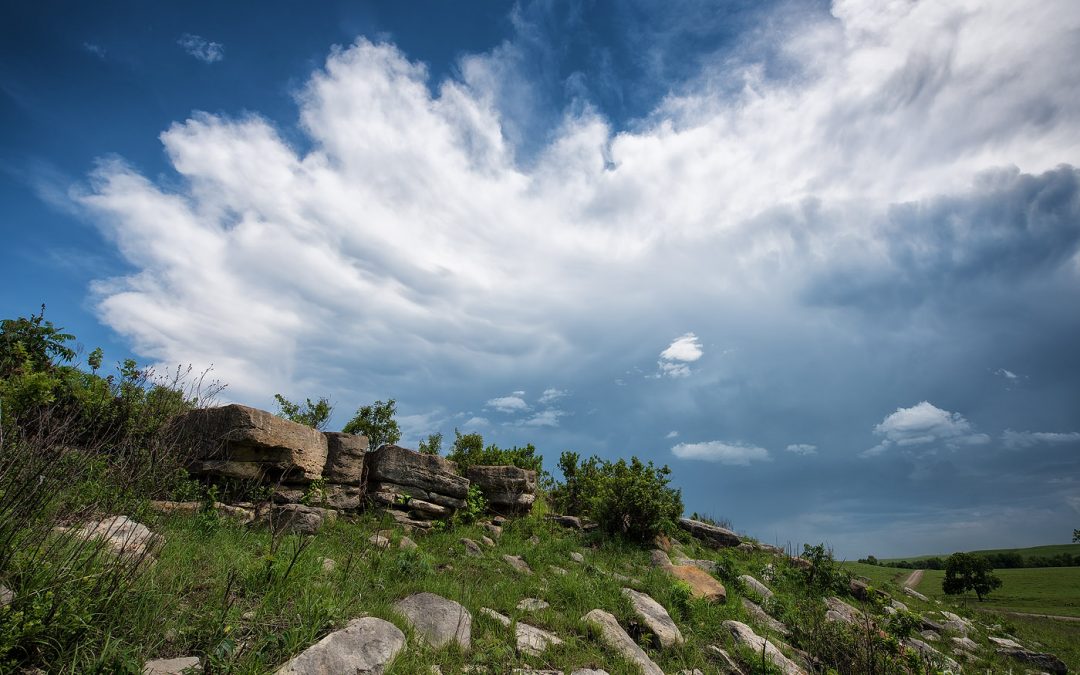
[995, 368, 1019, 380]
[1003, 430, 1080, 449]
[872, 401, 989, 449]
[485, 395, 529, 413]
[786, 443, 818, 455]
[461, 416, 489, 429]
[178, 34, 224, 63]
[539, 388, 567, 405]
[658, 332, 703, 378]
[83, 42, 106, 59]
[520, 409, 565, 427]
[671, 440, 770, 465]
[666, 430, 679, 439]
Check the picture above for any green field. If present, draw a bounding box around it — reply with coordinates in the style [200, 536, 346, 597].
[880, 542, 1080, 564]
[912, 566, 1080, 617]
[841, 561, 911, 588]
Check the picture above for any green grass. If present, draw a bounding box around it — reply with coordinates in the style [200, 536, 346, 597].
[841, 561, 911, 588]
[879, 542, 1080, 564]
[911, 566, 1080, 617]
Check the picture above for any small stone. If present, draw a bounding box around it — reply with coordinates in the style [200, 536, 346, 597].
[528, 535, 541, 545]
[516, 598, 550, 611]
[503, 554, 533, 574]
[742, 597, 789, 636]
[142, 656, 202, 674]
[515, 622, 563, 656]
[570, 551, 585, 563]
[461, 538, 483, 556]
[369, 534, 390, 549]
[903, 586, 929, 602]
[394, 592, 472, 649]
[483, 522, 502, 537]
[399, 536, 417, 550]
[319, 557, 336, 573]
[480, 607, 512, 626]
[492, 516, 508, 526]
[549, 565, 568, 576]
[0, 585, 13, 607]
[739, 574, 774, 602]
[480, 535, 495, 547]
[952, 636, 979, 652]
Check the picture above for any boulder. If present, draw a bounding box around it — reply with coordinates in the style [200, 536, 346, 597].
[394, 592, 472, 649]
[399, 536, 417, 550]
[678, 518, 741, 548]
[988, 636, 1024, 649]
[141, 656, 202, 674]
[706, 646, 746, 674]
[902, 638, 960, 672]
[61, 515, 162, 561]
[672, 555, 722, 575]
[274, 616, 405, 674]
[938, 610, 972, 635]
[479, 607, 563, 656]
[739, 574, 774, 602]
[996, 648, 1068, 674]
[723, 620, 806, 675]
[650, 549, 672, 568]
[742, 598, 789, 636]
[903, 586, 929, 602]
[174, 404, 328, 482]
[582, 609, 664, 675]
[669, 564, 727, 602]
[824, 597, 864, 625]
[461, 538, 483, 556]
[466, 465, 537, 514]
[622, 588, 684, 648]
[546, 514, 584, 529]
[849, 578, 870, 601]
[951, 636, 979, 652]
[261, 504, 337, 535]
[503, 554, 533, 575]
[322, 432, 367, 484]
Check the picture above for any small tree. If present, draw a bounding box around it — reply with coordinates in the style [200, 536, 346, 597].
[1073, 528, 1079, 543]
[342, 399, 400, 449]
[418, 431, 442, 455]
[273, 394, 333, 430]
[942, 552, 1002, 601]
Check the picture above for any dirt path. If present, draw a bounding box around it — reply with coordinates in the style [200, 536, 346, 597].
[995, 610, 1080, 623]
[903, 569, 924, 588]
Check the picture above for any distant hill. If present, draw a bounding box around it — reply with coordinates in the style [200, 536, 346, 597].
[879, 543, 1080, 564]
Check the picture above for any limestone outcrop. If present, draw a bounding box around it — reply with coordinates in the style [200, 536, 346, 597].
[466, 465, 537, 515]
[367, 445, 469, 522]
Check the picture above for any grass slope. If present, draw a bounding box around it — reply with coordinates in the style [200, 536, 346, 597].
[879, 542, 1080, 564]
[911, 566, 1080, 618]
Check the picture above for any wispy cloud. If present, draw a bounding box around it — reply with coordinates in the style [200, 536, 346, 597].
[786, 443, 818, 456]
[538, 388, 567, 404]
[1002, 430, 1080, 449]
[178, 34, 224, 63]
[82, 42, 106, 59]
[672, 440, 770, 465]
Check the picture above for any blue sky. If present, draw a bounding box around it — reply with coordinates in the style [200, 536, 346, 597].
[3, 0, 1079, 558]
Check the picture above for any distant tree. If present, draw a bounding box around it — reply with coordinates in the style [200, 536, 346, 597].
[942, 552, 1002, 601]
[1074, 528, 1079, 543]
[273, 393, 333, 430]
[418, 431, 443, 455]
[342, 398, 400, 449]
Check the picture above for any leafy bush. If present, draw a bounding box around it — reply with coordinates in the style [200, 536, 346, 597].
[452, 485, 487, 525]
[273, 394, 333, 430]
[550, 451, 682, 543]
[341, 399, 400, 449]
[445, 429, 543, 472]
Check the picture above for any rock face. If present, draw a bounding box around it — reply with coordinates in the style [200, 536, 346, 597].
[274, 617, 405, 674]
[582, 609, 664, 675]
[175, 404, 328, 483]
[394, 592, 472, 649]
[466, 465, 537, 515]
[322, 432, 367, 484]
[678, 518, 741, 548]
[367, 445, 469, 521]
[141, 656, 202, 674]
[724, 621, 806, 675]
[622, 588, 684, 648]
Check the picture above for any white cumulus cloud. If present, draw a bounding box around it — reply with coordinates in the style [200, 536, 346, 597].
[672, 440, 771, 465]
[863, 401, 990, 457]
[658, 333, 703, 378]
[486, 395, 529, 414]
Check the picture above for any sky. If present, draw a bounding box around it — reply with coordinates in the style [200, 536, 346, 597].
[2, 0, 1079, 559]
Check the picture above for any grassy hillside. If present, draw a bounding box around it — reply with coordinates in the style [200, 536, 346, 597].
[841, 561, 911, 587]
[879, 542, 1080, 564]
[911, 566, 1080, 618]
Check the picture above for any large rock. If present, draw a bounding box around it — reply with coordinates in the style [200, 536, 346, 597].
[582, 609, 664, 675]
[260, 504, 337, 535]
[275, 617, 405, 674]
[670, 564, 727, 602]
[724, 621, 806, 675]
[322, 432, 367, 484]
[622, 588, 684, 649]
[367, 445, 469, 499]
[824, 597, 865, 625]
[996, 648, 1068, 674]
[739, 575, 774, 602]
[480, 608, 563, 656]
[394, 592, 472, 649]
[174, 404, 329, 482]
[60, 515, 162, 561]
[678, 518, 741, 548]
[902, 638, 960, 672]
[742, 598, 789, 636]
[141, 656, 202, 674]
[466, 465, 537, 514]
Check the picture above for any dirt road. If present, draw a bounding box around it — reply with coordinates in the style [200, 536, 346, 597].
[903, 569, 924, 588]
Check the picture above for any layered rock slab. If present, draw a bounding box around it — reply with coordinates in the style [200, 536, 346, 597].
[622, 588, 683, 649]
[582, 609, 664, 675]
[678, 518, 741, 548]
[724, 620, 806, 675]
[466, 465, 538, 515]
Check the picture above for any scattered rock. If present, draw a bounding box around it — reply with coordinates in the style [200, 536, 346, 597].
[149, 500, 255, 524]
[824, 597, 864, 625]
[706, 645, 746, 674]
[890, 599, 909, 612]
[582, 609, 664, 675]
[516, 598, 550, 612]
[649, 549, 672, 568]
[919, 630, 940, 641]
[849, 578, 870, 601]
[394, 592, 472, 649]
[142, 656, 202, 674]
[261, 504, 337, 535]
[989, 636, 1025, 649]
[461, 538, 483, 556]
[175, 404, 329, 482]
[515, 621, 564, 656]
[676, 671, 704, 675]
[723, 620, 806, 675]
[480, 535, 495, 548]
[466, 465, 537, 515]
[678, 518, 742, 548]
[384, 509, 433, 531]
[996, 647, 1068, 674]
[274, 616, 405, 674]
[399, 536, 417, 550]
[622, 588, 684, 648]
[737, 542, 756, 553]
[739, 574, 774, 602]
[319, 557, 336, 573]
[742, 597, 789, 636]
[549, 566, 568, 576]
[369, 534, 391, 549]
[492, 515, 508, 526]
[0, 584, 13, 607]
[503, 554, 533, 574]
[483, 522, 503, 538]
[903, 586, 929, 602]
[951, 636, 979, 652]
[669, 564, 727, 602]
[788, 556, 812, 569]
[546, 514, 584, 529]
[920, 616, 944, 632]
[938, 610, 972, 635]
[672, 556, 721, 575]
[322, 484, 364, 511]
[570, 671, 610, 675]
[902, 638, 960, 672]
[570, 551, 586, 564]
[528, 535, 541, 546]
[60, 515, 163, 561]
[480, 607, 512, 626]
[322, 431, 367, 484]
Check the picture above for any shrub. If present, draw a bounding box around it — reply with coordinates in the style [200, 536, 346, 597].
[445, 429, 543, 472]
[341, 399, 400, 449]
[273, 394, 333, 430]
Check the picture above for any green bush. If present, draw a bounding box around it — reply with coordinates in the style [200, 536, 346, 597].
[444, 429, 543, 472]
